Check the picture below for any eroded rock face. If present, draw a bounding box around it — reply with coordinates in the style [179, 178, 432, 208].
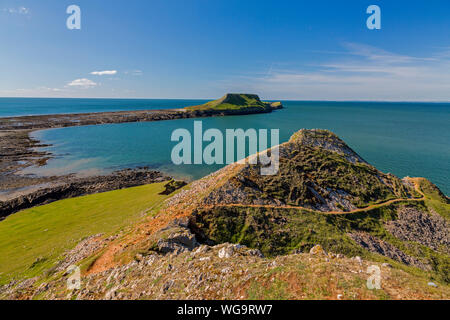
[156, 218, 199, 254]
[199, 129, 413, 212]
[159, 129, 447, 278]
[349, 232, 430, 270]
[202, 177, 283, 207]
[288, 129, 367, 164]
[385, 206, 449, 253]
[55, 234, 121, 273]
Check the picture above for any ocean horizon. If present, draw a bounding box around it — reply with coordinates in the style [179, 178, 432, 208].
[1, 97, 449, 117]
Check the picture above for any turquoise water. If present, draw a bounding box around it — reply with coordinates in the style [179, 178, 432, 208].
[3, 99, 447, 195]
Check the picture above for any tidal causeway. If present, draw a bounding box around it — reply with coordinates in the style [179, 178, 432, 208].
[0, 94, 282, 218]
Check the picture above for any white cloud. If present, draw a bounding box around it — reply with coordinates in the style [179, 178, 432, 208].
[0, 86, 67, 97]
[226, 43, 450, 101]
[67, 78, 97, 88]
[90, 70, 117, 76]
[124, 70, 143, 76]
[3, 6, 30, 15]
[18, 6, 29, 15]
[38, 86, 63, 92]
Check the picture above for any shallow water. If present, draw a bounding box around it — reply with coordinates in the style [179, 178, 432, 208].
[5, 99, 448, 195]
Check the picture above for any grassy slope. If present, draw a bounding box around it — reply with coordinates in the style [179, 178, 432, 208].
[417, 177, 450, 219]
[1, 177, 448, 299]
[194, 182, 450, 284]
[0, 182, 170, 284]
[10, 243, 450, 300]
[243, 148, 410, 208]
[186, 94, 272, 111]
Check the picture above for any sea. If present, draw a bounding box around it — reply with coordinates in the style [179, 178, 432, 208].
[0, 98, 448, 195]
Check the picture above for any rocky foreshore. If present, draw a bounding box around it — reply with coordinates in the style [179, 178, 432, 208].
[0, 168, 175, 220]
[0, 103, 282, 131]
[0, 103, 282, 179]
[0, 103, 282, 217]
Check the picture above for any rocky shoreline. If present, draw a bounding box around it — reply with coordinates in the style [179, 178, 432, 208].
[0, 128, 177, 219]
[0, 104, 282, 131]
[0, 168, 177, 220]
[0, 129, 56, 190]
[0, 104, 282, 218]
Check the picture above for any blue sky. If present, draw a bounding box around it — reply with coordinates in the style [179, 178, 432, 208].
[1, 0, 449, 100]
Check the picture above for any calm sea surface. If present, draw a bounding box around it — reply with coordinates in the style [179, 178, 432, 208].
[1, 98, 448, 195]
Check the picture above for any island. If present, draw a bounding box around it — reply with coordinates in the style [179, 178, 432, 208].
[186, 93, 282, 114]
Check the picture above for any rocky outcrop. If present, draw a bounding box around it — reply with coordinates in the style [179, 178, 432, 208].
[269, 101, 283, 110]
[349, 232, 430, 270]
[288, 129, 367, 164]
[0, 130, 53, 187]
[0, 109, 190, 131]
[385, 206, 449, 253]
[55, 234, 118, 272]
[185, 94, 283, 114]
[2, 242, 448, 300]
[158, 179, 187, 195]
[155, 218, 199, 254]
[150, 129, 448, 280]
[196, 129, 414, 211]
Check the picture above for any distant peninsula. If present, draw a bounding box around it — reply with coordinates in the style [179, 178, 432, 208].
[0, 94, 282, 212]
[0, 94, 282, 131]
[186, 93, 282, 113]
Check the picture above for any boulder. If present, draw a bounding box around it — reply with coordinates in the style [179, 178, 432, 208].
[218, 246, 235, 259]
[309, 245, 327, 256]
[156, 218, 199, 254]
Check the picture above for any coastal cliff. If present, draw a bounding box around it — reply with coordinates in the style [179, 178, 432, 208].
[1, 129, 448, 300]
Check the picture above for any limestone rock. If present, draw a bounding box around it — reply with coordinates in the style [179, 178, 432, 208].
[309, 245, 327, 256]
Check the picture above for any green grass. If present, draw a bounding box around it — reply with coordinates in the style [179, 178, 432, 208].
[186, 93, 272, 112]
[228, 144, 410, 209]
[195, 197, 449, 284]
[247, 278, 292, 300]
[418, 178, 450, 219]
[0, 182, 170, 284]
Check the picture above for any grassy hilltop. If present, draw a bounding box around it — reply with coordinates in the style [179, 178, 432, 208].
[185, 93, 282, 113]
